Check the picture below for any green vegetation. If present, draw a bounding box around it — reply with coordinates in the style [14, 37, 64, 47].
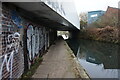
[21, 57, 43, 78]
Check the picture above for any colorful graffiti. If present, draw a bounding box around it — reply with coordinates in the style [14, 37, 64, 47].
[0, 3, 56, 79]
[11, 11, 23, 28]
[0, 6, 24, 79]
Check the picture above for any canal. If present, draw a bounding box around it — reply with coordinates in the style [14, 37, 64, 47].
[66, 38, 120, 79]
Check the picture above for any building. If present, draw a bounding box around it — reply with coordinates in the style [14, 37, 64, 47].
[103, 6, 120, 27]
[104, 6, 119, 17]
[88, 10, 105, 24]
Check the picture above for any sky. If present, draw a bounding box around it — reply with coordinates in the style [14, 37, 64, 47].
[73, 0, 120, 14]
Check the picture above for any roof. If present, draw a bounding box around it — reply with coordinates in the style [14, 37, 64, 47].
[88, 10, 105, 13]
[107, 6, 120, 10]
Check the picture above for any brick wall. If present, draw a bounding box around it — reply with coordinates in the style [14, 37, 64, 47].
[0, 3, 57, 79]
[0, 4, 24, 79]
[104, 6, 119, 17]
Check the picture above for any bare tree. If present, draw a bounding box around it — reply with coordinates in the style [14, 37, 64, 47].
[79, 12, 88, 29]
[79, 12, 88, 22]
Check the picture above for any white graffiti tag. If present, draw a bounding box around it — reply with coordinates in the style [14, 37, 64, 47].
[0, 32, 20, 79]
[27, 25, 34, 61]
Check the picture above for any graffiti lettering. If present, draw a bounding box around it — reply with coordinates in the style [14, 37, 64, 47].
[27, 26, 41, 62]
[27, 25, 47, 64]
[27, 25, 34, 61]
[0, 32, 20, 79]
[0, 51, 14, 79]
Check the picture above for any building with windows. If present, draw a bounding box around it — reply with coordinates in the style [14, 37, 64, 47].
[88, 10, 105, 24]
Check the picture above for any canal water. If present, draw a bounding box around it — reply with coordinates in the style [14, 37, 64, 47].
[66, 39, 120, 79]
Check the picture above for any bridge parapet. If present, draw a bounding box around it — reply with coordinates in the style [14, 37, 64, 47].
[42, 0, 80, 30]
[1, 0, 80, 30]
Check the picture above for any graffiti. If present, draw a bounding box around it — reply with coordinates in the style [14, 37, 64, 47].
[35, 27, 39, 55]
[27, 25, 44, 62]
[0, 32, 20, 79]
[1, 4, 56, 79]
[45, 29, 47, 51]
[39, 28, 42, 50]
[5, 32, 20, 53]
[32, 28, 35, 59]
[11, 11, 23, 28]
[27, 25, 50, 64]
[27, 25, 41, 62]
[41, 27, 44, 50]
[27, 25, 34, 61]
[0, 51, 14, 79]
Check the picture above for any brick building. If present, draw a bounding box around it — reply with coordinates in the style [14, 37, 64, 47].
[103, 6, 120, 27]
[104, 6, 119, 17]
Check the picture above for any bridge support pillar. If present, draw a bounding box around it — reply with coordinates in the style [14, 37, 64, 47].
[69, 30, 79, 39]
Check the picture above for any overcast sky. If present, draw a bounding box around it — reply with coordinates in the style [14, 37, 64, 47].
[73, 0, 120, 14]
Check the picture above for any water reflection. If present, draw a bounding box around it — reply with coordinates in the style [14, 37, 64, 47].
[66, 39, 120, 78]
[66, 38, 80, 56]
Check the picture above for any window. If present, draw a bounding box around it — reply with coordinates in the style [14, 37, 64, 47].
[91, 14, 98, 17]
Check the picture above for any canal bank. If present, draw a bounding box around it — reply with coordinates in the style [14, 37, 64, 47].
[66, 38, 120, 79]
[32, 37, 90, 79]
